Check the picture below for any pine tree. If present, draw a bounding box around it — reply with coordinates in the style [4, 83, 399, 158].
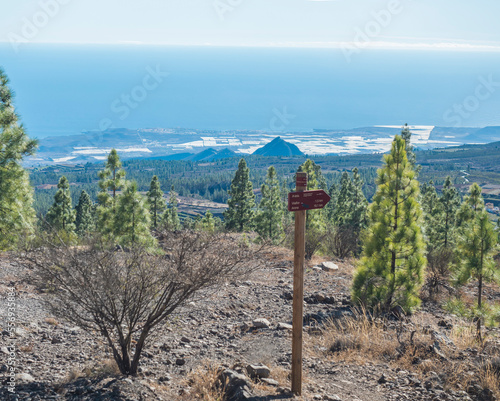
[297, 159, 326, 259]
[147, 176, 166, 229]
[224, 159, 255, 232]
[163, 185, 180, 231]
[255, 166, 283, 242]
[325, 183, 339, 223]
[420, 181, 443, 247]
[46, 176, 76, 233]
[75, 190, 95, 236]
[0, 68, 38, 250]
[97, 149, 126, 232]
[112, 181, 156, 249]
[457, 183, 484, 227]
[352, 135, 426, 313]
[349, 167, 369, 253]
[455, 209, 498, 339]
[401, 123, 418, 172]
[439, 176, 461, 248]
[298, 159, 325, 231]
[281, 178, 292, 227]
[200, 210, 216, 233]
[333, 171, 354, 226]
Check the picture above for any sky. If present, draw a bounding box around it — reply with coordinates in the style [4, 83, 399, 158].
[1, 0, 500, 50]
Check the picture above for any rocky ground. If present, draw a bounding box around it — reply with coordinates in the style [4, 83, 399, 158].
[0, 248, 499, 401]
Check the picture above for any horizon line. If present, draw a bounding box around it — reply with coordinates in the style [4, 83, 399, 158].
[1, 40, 500, 52]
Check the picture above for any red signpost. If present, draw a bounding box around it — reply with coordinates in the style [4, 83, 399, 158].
[288, 174, 330, 396]
[287, 190, 331, 212]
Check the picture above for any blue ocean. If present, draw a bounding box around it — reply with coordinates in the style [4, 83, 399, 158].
[1, 43, 500, 138]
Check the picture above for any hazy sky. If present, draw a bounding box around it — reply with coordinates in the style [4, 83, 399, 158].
[1, 0, 500, 50]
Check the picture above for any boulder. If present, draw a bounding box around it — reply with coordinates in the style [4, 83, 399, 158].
[252, 318, 270, 329]
[246, 364, 271, 379]
[321, 262, 339, 272]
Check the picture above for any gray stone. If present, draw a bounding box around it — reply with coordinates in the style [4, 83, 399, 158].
[16, 373, 35, 382]
[277, 322, 293, 331]
[261, 378, 279, 386]
[321, 262, 339, 272]
[246, 364, 271, 379]
[252, 318, 270, 329]
[218, 369, 253, 401]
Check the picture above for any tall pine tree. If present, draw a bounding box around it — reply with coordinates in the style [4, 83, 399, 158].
[255, 166, 283, 242]
[97, 149, 126, 233]
[46, 176, 76, 234]
[163, 185, 180, 231]
[112, 181, 156, 250]
[455, 204, 498, 340]
[224, 159, 255, 232]
[0, 68, 37, 250]
[352, 135, 426, 313]
[75, 190, 95, 236]
[439, 176, 460, 248]
[147, 175, 166, 229]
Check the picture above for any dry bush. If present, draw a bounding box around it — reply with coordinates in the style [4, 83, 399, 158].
[320, 309, 398, 363]
[421, 247, 455, 301]
[24, 231, 262, 376]
[182, 362, 226, 401]
[324, 225, 359, 259]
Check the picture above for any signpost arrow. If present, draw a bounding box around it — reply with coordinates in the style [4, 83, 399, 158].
[288, 190, 331, 212]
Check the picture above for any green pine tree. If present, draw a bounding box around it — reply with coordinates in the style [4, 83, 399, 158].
[147, 175, 166, 229]
[297, 159, 327, 259]
[439, 176, 461, 248]
[457, 183, 485, 227]
[255, 166, 283, 242]
[112, 181, 156, 250]
[325, 183, 339, 223]
[46, 176, 76, 234]
[420, 181, 443, 247]
[0, 68, 38, 250]
[224, 159, 255, 232]
[352, 135, 426, 313]
[333, 171, 354, 226]
[200, 210, 216, 233]
[97, 149, 126, 232]
[401, 123, 419, 173]
[298, 159, 325, 231]
[163, 185, 181, 231]
[281, 178, 292, 228]
[75, 190, 95, 236]
[455, 208, 498, 340]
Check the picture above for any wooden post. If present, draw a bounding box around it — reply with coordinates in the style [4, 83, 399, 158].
[292, 172, 307, 395]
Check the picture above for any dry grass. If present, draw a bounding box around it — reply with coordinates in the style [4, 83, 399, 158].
[316, 308, 500, 398]
[319, 309, 398, 364]
[19, 343, 34, 353]
[181, 361, 226, 401]
[44, 317, 59, 326]
[79, 358, 120, 379]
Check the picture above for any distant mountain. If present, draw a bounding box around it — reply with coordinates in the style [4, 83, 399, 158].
[146, 153, 194, 161]
[252, 137, 304, 157]
[190, 148, 218, 161]
[189, 148, 237, 162]
[209, 148, 237, 161]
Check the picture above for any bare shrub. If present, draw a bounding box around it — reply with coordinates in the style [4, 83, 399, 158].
[421, 247, 455, 300]
[24, 231, 261, 376]
[324, 225, 359, 259]
[304, 227, 326, 260]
